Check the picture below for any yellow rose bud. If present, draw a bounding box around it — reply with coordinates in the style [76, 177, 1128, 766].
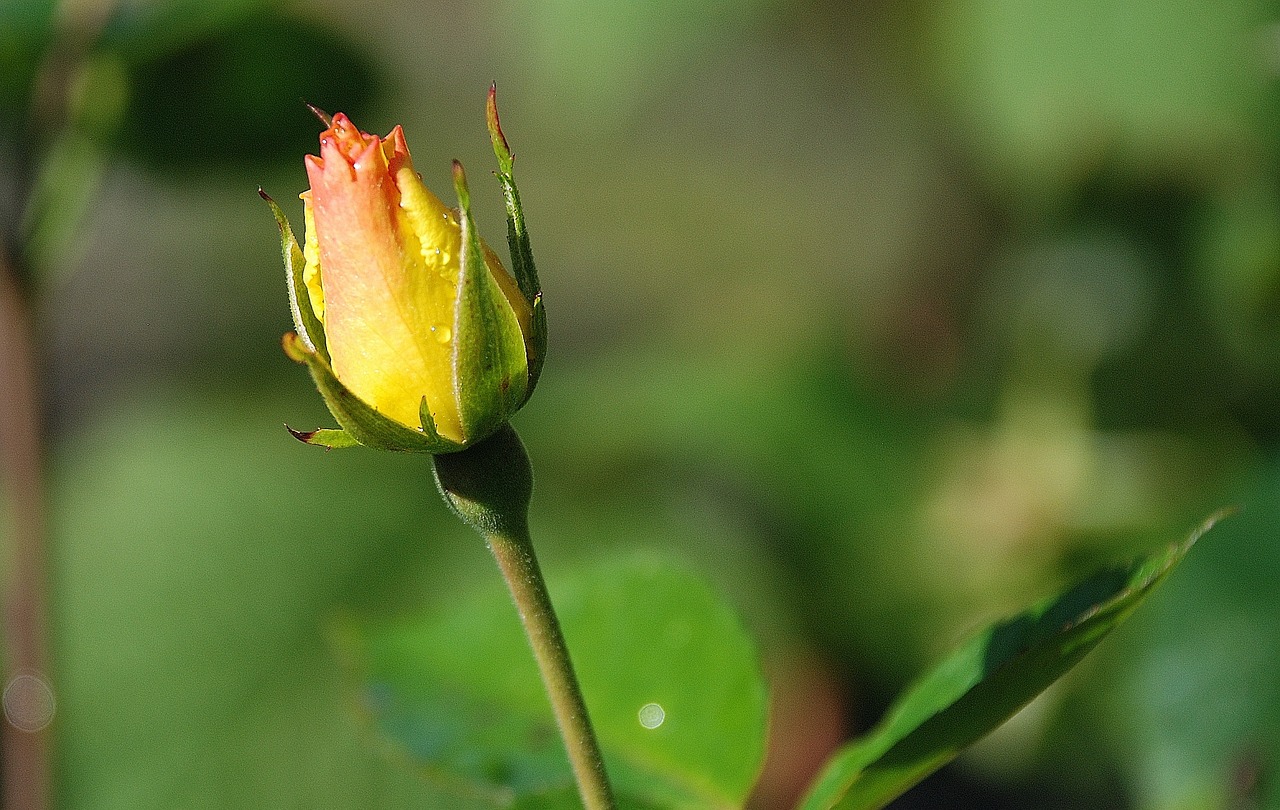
[267, 97, 544, 453]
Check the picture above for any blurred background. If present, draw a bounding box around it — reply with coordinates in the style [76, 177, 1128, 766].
[3, 0, 1280, 807]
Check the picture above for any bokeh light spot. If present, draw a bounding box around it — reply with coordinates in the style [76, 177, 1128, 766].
[3, 672, 55, 732]
[638, 702, 665, 729]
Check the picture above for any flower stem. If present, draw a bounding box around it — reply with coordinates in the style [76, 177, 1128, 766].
[484, 523, 615, 810]
[432, 426, 615, 810]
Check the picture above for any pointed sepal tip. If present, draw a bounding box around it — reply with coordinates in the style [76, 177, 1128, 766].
[487, 83, 514, 173]
[452, 159, 471, 209]
[285, 424, 360, 449]
[305, 102, 333, 127]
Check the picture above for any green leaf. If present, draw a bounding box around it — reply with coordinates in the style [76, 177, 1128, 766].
[797, 512, 1226, 810]
[1118, 467, 1280, 808]
[343, 554, 768, 809]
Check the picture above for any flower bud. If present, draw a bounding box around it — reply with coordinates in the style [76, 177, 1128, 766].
[266, 90, 544, 453]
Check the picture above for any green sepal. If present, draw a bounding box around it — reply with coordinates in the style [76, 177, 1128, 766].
[260, 189, 329, 364]
[417, 397, 449, 446]
[486, 83, 516, 178]
[487, 84, 547, 404]
[431, 422, 533, 539]
[284, 426, 360, 449]
[450, 160, 529, 445]
[282, 332, 464, 454]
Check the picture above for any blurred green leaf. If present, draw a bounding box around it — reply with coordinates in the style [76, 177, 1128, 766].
[918, 0, 1269, 202]
[23, 123, 111, 276]
[500, 0, 779, 124]
[0, 0, 55, 115]
[1194, 182, 1280, 378]
[1120, 465, 1280, 809]
[345, 554, 768, 809]
[797, 513, 1223, 810]
[53, 393, 482, 809]
[112, 8, 380, 177]
[102, 0, 266, 62]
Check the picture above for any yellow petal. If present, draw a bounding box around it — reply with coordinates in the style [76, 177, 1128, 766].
[307, 119, 463, 440]
[300, 191, 325, 322]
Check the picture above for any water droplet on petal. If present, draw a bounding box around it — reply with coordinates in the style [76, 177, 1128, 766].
[431, 325, 452, 344]
[638, 702, 665, 730]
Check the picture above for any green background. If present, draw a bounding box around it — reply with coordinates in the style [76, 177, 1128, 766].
[3, 0, 1279, 806]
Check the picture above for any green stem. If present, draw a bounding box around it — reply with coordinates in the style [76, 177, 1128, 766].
[433, 426, 615, 810]
[485, 523, 615, 810]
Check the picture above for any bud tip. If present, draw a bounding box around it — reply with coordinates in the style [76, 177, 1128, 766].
[305, 102, 333, 127]
[452, 159, 471, 208]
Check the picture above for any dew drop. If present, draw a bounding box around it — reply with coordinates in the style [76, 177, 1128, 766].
[637, 702, 665, 730]
[431, 325, 452, 344]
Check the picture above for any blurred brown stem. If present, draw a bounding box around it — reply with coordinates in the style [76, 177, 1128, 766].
[0, 252, 52, 810]
[0, 2, 125, 804]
